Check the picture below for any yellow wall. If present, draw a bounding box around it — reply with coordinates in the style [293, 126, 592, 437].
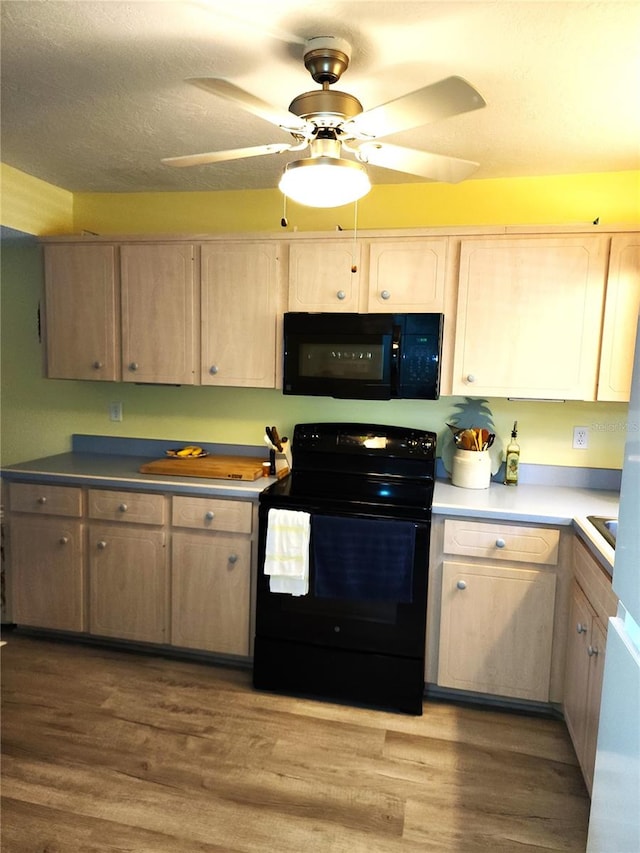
[1, 164, 637, 470]
[73, 170, 640, 235]
[0, 163, 74, 235]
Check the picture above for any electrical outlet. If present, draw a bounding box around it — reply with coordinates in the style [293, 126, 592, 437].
[109, 401, 123, 422]
[572, 426, 588, 449]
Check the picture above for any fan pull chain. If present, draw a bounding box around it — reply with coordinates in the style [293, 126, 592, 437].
[351, 199, 359, 273]
[280, 194, 288, 228]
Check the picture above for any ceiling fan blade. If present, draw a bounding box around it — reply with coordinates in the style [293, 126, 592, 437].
[356, 141, 479, 184]
[187, 78, 312, 134]
[162, 143, 293, 168]
[344, 76, 486, 140]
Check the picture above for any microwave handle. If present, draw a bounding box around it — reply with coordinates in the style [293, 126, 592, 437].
[391, 325, 402, 396]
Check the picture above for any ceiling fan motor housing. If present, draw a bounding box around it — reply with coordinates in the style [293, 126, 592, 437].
[303, 36, 352, 84]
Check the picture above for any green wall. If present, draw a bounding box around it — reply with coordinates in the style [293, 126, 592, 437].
[1, 166, 637, 469]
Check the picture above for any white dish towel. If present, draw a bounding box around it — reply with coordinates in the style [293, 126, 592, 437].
[263, 508, 311, 596]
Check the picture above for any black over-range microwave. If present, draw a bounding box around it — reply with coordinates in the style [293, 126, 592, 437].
[283, 312, 444, 400]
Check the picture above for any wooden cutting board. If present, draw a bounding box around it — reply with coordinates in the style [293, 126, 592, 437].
[139, 455, 266, 481]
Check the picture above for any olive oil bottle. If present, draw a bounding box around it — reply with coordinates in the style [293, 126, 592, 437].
[504, 421, 520, 486]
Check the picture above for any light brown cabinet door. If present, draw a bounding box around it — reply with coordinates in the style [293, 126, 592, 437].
[88, 524, 167, 643]
[563, 582, 593, 761]
[171, 531, 251, 655]
[366, 239, 447, 311]
[597, 232, 640, 401]
[452, 235, 609, 399]
[10, 516, 84, 631]
[120, 243, 196, 384]
[438, 560, 556, 701]
[288, 241, 361, 311]
[44, 244, 119, 380]
[201, 243, 281, 387]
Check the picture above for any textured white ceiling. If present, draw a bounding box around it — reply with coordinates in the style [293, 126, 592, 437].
[1, 0, 639, 193]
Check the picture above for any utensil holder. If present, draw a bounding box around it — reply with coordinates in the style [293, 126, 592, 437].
[452, 449, 491, 489]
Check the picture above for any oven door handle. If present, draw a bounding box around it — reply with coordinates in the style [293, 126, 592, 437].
[390, 325, 402, 397]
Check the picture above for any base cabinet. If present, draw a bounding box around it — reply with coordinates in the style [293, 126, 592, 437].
[563, 581, 607, 793]
[10, 515, 84, 632]
[438, 560, 556, 701]
[7, 479, 256, 660]
[88, 524, 168, 643]
[171, 532, 251, 655]
[8, 483, 85, 632]
[563, 538, 617, 793]
[433, 518, 561, 702]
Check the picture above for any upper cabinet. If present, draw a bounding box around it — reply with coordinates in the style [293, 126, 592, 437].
[200, 243, 282, 388]
[120, 243, 197, 385]
[366, 239, 447, 312]
[44, 244, 120, 381]
[287, 236, 447, 313]
[452, 235, 610, 400]
[288, 240, 362, 311]
[597, 233, 640, 401]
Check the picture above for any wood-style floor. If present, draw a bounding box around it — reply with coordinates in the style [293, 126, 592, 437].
[1, 633, 589, 852]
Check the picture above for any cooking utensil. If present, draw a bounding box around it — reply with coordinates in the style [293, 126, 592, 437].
[270, 426, 283, 452]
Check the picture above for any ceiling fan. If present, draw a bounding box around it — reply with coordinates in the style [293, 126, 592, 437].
[162, 36, 487, 207]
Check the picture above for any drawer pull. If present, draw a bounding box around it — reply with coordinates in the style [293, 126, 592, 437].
[466, 373, 476, 383]
[118, 503, 128, 513]
[336, 290, 346, 300]
[577, 622, 588, 634]
[97, 540, 108, 550]
[205, 511, 215, 521]
[587, 645, 599, 657]
[380, 289, 391, 300]
[59, 536, 69, 545]
[37, 496, 47, 505]
[228, 554, 238, 564]
[456, 580, 467, 590]
[495, 538, 506, 549]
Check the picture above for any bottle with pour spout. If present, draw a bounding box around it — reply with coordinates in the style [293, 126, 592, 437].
[504, 421, 520, 486]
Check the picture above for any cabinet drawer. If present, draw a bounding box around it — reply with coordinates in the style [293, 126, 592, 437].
[444, 519, 559, 565]
[9, 482, 82, 517]
[88, 489, 165, 525]
[172, 496, 252, 534]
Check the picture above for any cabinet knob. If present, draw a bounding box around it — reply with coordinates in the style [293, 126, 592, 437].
[336, 290, 346, 300]
[59, 536, 69, 545]
[587, 645, 599, 657]
[380, 289, 391, 300]
[205, 511, 215, 521]
[495, 538, 506, 549]
[209, 365, 219, 375]
[118, 503, 128, 513]
[97, 540, 107, 550]
[92, 360, 103, 370]
[128, 362, 139, 372]
[576, 622, 588, 634]
[456, 580, 467, 590]
[228, 554, 238, 564]
[37, 496, 47, 505]
[466, 374, 476, 383]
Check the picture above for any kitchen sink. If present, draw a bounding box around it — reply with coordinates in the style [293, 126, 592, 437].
[587, 515, 618, 549]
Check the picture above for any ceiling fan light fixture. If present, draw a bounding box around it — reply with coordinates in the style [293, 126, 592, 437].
[279, 157, 371, 208]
